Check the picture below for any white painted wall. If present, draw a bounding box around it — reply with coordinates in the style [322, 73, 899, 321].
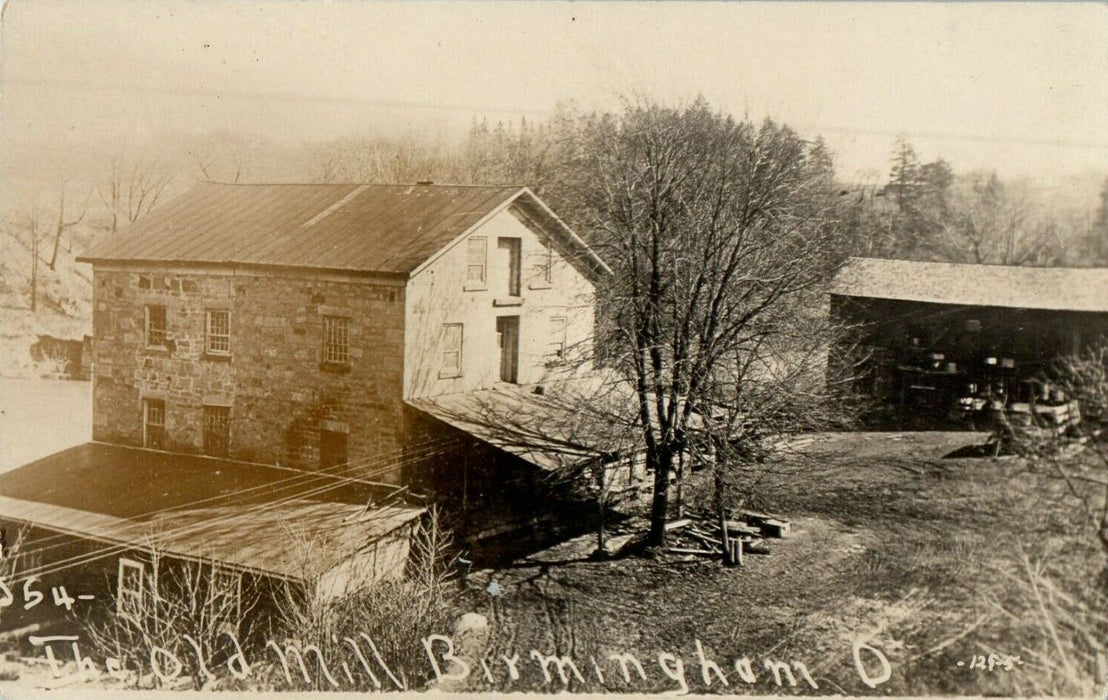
[404, 206, 596, 398]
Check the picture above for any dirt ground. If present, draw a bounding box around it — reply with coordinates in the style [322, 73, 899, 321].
[1, 379, 1103, 695]
[449, 432, 1106, 696]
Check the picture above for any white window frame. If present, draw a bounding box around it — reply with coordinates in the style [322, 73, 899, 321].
[531, 237, 554, 289]
[205, 309, 231, 355]
[117, 558, 145, 617]
[322, 316, 349, 365]
[145, 305, 167, 348]
[143, 398, 166, 448]
[549, 316, 567, 361]
[464, 237, 487, 290]
[440, 323, 463, 378]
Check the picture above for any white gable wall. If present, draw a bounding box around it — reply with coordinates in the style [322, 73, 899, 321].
[404, 207, 596, 399]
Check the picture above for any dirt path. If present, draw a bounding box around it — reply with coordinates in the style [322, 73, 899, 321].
[445, 432, 1103, 695]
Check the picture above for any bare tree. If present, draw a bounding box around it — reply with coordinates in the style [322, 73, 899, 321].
[46, 183, 89, 270]
[190, 133, 244, 183]
[98, 158, 172, 234]
[939, 174, 1063, 266]
[307, 136, 458, 185]
[12, 200, 53, 313]
[560, 99, 852, 547]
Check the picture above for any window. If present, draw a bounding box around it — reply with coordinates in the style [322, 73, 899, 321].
[441, 323, 463, 377]
[205, 309, 231, 355]
[117, 558, 144, 617]
[203, 405, 231, 457]
[549, 316, 567, 360]
[143, 399, 165, 449]
[465, 237, 487, 288]
[322, 316, 349, 364]
[145, 305, 167, 347]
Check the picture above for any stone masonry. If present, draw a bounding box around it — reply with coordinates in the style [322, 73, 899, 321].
[91, 265, 407, 482]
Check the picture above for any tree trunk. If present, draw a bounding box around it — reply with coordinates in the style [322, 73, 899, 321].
[29, 236, 38, 313]
[48, 217, 63, 271]
[596, 492, 606, 555]
[675, 449, 685, 519]
[647, 445, 674, 547]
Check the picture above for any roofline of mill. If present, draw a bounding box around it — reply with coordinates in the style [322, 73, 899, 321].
[409, 187, 612, 280]
[78, 183, 612, 280]
[73, 257, 411, 281]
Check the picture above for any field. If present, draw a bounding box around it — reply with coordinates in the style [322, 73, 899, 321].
[451, 432, 1105, 696]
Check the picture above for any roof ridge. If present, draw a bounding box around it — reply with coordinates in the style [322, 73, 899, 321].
[199, 180, 525, 189]
[848, 256, 1108, 273]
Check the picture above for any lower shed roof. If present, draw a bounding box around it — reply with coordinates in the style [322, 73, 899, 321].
[0, 443, 424, 580]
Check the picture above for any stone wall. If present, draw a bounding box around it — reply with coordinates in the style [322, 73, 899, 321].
[91, 265, 407, 481]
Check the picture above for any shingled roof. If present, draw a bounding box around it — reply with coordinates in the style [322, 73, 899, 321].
[79, 182, 609, 277]
[833, 257, 1108, 313]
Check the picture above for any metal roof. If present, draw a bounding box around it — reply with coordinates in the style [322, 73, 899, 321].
[79, 182, 610, 278]
[406, 370, 641, 471]
[832, 257, 1108, 313]
[0, 442, 423, 581]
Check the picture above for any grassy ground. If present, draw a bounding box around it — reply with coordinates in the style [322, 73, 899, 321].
[451, 432, 1105, 696]
[1, 377, 1102, 695]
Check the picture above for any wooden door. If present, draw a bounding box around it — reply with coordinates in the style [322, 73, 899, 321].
[497, 316, 520, 383]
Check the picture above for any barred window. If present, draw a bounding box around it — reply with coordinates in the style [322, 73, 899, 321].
[203, 405, 230, 457]
[466, 237, 487, 287]
[117, 558, 145, 617]
[145, 305, 167, 347]
[143, 399, 165, 449]
[441, 323, 463, 376]
[206, 309, 231, 355]
[323, 316, 349, 364]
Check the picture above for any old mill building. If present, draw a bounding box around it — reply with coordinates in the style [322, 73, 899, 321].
[0, 182, 613, 611]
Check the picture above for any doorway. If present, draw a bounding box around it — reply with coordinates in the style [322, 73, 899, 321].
[319, 429, 348, 469]
[496, 315, 520, 383]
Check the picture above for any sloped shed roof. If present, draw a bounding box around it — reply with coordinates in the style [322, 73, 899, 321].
[0, 442, 423, 581]
[832, 257, 1108, 313]
[79, 182, 609, 277]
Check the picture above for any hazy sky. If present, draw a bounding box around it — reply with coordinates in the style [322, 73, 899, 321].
[2, 0, 1107, 182]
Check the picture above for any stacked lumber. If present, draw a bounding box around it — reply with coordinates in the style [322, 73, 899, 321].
[662, 509, 792, 564]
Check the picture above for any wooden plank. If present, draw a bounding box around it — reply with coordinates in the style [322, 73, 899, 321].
[724, 521, 761, 536]
[667, 547, 717, 556]
[685, 530, 722, 548]
[664, 518, 692, 531]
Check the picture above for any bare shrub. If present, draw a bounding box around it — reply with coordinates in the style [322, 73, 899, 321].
[984, 551, 1107, 696]
[81, 550, 259, 689]
[260, 508, 458, 691]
